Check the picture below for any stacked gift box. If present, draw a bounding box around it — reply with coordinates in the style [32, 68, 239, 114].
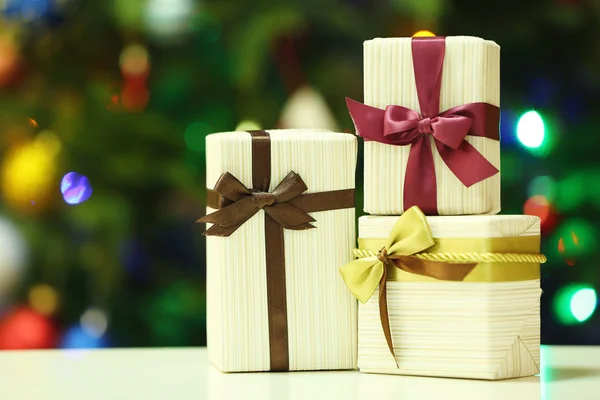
[200, 36, 545, 380]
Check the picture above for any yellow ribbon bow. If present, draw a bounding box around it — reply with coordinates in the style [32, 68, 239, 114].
[340, 206, 436, 303]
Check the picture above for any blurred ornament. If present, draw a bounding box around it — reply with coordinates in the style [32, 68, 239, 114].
[413, 30, 435, 37]
[143, 0, 194, 43]
[527, 175, 557, 203]
[235, 119, 261, 131]
[523, 195, 551, 225]
[144, 281, 205, 345]
[61, 172, 92, 205]
[60, 325, 108, 349]
[517, 110, 545, 149]
[1, 132, 60, 212]
[0, 216, 27, 303]
[554, 172, 586, 212]
[189, 10, 221, 43]
[119, 43, 150, 80]
[28, 283, 59, 316]
[0, 35, 21, 88]
[279, 86, 339, 131]
[80, 308, 108, 338]
[121, 82, 150, 113]
[0, 307, 56, 349]
[184, 121, 211, 152]
[556, 219, 596, 265]
[553, 284, 597, 325]
[1, 0, 51, 21]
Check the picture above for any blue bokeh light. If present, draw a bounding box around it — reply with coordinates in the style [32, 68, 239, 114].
[61, 172, 92, 205]
[60, 325, 107, 349]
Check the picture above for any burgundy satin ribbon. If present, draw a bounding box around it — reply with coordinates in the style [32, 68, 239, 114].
[347, 37, 500, 215]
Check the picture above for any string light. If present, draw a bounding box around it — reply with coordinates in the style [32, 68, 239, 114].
[80, 308, 108, 338]
[517, 110, 545, 149]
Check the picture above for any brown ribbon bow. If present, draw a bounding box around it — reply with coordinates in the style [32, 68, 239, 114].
[199, 171, 317, 237]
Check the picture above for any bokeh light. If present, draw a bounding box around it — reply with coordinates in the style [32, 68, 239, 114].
[517, 110, 545, 149]
[1, 135, 59, 212]
[555, 219, 596, 265]
[60, 325, 107, 349]
[413, 30, 435, 37]
[80, 308, 108, 338]
[144, 0, 194, 42]
[553, 284, 598, 325]
[235, 119, 261, 131]
[570, 288, 597, 322]
[527, 175, 557, 202]
[0, 216, 27, 304]
[523, 195, 551, 225]
[0, 307, 56, 349]
[184, 121, 211, 152]
[28, 284, 59, 316]
[120, 43, 150, 78]
[61, 172, 92, 205]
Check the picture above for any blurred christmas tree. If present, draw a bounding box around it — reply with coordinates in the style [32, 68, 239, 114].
[0, 0, 598, 348]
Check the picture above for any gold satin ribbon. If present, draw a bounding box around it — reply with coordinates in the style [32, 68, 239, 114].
[339, 206, 545, 367]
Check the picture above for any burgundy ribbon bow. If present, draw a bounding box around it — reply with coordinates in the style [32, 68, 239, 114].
[347, 37, 500, 215]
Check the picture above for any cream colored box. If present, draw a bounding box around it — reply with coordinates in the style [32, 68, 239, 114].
[362, 36, 500, 215]
[205, 129, 357, 372]
[356, 214, 542, 380]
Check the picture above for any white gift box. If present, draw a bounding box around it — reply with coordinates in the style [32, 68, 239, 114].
[355, 214, 542, 380]
[204, 129, 357, 372]
[361, 36, 500, 215]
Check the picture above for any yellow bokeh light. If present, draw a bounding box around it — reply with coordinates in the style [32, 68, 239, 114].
[235, 119, 261, 131]
[28, 284, 59, 316]
[0, 136, 59, 211]
[119, 43, 150, 77]
[413, 30, 435, 37]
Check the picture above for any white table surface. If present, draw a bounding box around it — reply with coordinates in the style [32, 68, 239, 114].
[0, 346, 598, 399]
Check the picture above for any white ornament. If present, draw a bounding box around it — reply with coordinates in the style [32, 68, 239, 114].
[279, 86, 339, 131]
[0, 216, 27, 301]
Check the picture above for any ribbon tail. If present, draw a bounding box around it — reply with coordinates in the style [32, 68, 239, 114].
[346, 97, 386, 140]
[378, 265, 398, 368]
[436, 139, 499, 187]
[404, 136, 438, 215]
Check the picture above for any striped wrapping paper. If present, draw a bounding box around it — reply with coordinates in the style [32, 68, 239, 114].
[362, 36, 500, 215]
[205, 129, 358, 372]
[357, 214, 541, 380]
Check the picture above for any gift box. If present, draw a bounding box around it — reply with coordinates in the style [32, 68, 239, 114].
[340, 207, 545, 380]
[201, 129, 358, 372]
[348, 36, 500, 215]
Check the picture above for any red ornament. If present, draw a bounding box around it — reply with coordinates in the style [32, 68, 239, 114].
[0, 307, 57, 350]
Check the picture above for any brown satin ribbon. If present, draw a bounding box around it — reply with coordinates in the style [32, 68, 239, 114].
[200, 130, 355, 371]
[376, 248, 476, 364]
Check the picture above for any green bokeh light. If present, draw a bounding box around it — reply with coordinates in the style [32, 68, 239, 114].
[527, 175, 557, 202]
[517, 111, 545, 148]
[554, 284, 597, 325]
[184, 121, 211, 152]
